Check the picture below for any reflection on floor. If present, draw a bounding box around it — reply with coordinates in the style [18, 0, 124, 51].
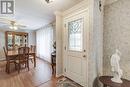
[0, 58, 82, 87]
[0, 58, 56, 87]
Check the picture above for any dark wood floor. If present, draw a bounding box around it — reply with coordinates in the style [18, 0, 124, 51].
[0, 59, 57, 87]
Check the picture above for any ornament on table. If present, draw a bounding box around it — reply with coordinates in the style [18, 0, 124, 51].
[110, 49, 123, 83]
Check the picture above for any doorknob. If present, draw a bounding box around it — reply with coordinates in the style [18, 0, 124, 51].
[83, 55, 86, 57]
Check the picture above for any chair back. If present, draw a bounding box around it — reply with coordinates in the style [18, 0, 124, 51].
[3, 47, 8, 60]
[18, 47, 29, 61]
[30, 45, 36, 53]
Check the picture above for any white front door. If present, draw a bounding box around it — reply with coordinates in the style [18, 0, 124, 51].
[64, 10, 88, 86]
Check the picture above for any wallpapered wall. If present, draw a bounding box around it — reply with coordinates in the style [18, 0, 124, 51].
[103, 0, 130, 79]
[0, 30, 36, 60]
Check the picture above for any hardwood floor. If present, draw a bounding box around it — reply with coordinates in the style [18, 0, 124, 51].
[38, 77, 57, 87]
[0, 59, 57, 87]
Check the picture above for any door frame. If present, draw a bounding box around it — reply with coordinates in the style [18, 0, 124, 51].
[63, 8, 89, 87]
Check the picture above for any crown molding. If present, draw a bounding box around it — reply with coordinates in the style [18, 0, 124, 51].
[54, 11, 63, 16]
[62, 0, 88, 17]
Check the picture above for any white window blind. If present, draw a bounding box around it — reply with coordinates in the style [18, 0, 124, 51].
[36, 25, 53, 62]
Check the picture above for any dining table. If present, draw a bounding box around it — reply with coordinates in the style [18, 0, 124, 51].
[7, 50, 36, 67]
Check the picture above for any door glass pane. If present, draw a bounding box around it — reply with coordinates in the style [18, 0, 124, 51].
[68, 18, 83, 51]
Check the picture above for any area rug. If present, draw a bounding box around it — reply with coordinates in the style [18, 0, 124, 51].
[57, 78, 82, 87]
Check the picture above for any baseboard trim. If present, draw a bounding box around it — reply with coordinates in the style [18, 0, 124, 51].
[37, 57, 51, 65]
[56, 73, 64, 78]
[56, 74, 65, 80]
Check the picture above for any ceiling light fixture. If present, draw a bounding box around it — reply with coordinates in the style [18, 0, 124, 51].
[45, 0, 54, 3]
[9, 21, 18, 30]
[9, 26, 18, 30]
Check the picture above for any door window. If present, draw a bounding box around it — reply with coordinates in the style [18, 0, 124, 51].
[68, 18, 83, 51]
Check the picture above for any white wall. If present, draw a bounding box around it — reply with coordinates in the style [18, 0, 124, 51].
[0, 30, 6, 60]
[88, 0, 104, 87]
[28, 31, 36, 46]
[52, 22, 56, 42]
[55, 12, 63, 77]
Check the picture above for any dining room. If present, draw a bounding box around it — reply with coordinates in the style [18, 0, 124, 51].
[0, 0, 62, 86]
[0, 29, 55, 87]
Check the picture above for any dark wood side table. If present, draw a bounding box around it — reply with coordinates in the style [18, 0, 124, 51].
[51, 52, 56, 74]
[99, 76, 130, 87]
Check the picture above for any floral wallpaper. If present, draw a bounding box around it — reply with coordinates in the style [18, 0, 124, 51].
[103, 0, 130, 79]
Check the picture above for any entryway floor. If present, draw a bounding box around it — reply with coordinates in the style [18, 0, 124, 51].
[0, 59, 53, 87]
[0, 58, 82, 87]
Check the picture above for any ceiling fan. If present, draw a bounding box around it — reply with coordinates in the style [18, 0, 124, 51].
[45, 0, 54, 3]
[0, 17, 27, 30]
[9, 21, 19, 30]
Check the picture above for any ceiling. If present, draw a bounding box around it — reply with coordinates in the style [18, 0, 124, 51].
[0, 0, 83, 30]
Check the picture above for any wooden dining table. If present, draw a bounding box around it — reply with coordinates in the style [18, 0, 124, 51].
[7, 50, 36, 67]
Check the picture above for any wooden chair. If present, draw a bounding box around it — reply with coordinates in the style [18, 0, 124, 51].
[29, 45, 36, 63]
[15, 47, 30, 73]
[3, 47, 16, 74]
[30, 45, 36, 53]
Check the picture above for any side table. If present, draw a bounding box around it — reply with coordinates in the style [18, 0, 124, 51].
[99, 76, 130, 87]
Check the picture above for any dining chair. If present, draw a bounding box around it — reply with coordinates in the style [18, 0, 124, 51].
[15, 47, 30, 73]
[30, 45, 36, 53]
[3, 47, 16, 74]
[29, 45, 36, 63]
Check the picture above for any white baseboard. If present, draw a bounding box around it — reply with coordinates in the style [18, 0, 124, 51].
[56, 73, 64, 78]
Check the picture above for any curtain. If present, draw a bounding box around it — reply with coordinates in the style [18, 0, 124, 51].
[36, 25, 53, 62]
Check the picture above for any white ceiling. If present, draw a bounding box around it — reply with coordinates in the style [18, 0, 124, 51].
[0, 0, 83, 30]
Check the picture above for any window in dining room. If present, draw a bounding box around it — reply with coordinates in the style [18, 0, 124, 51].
[36, 24, 54, 63]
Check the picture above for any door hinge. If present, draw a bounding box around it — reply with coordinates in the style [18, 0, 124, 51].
[64, 68, 66, 72]
[64, 46, 66, 50]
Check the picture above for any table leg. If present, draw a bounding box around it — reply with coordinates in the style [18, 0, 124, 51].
[33, 53, 36, 67]
[104, 84, 107, 87]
